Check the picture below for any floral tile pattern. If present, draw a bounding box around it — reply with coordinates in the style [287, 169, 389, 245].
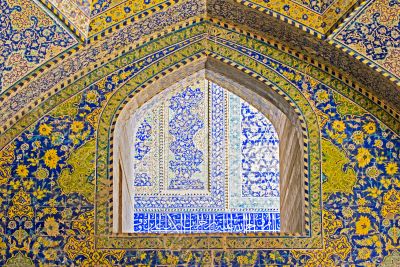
[43, 0, 362, 40]
[43, 0, 175, 39]
[239, 99, 280, 197]
[331, 0, 400, 80]
[0, 4, 398, 266]
[88, 0, 169, 37]
[0, 0, 205, 128]
[0, 0, 77, 91]
[89, 0, 361, 38]
[238, 0, 361, 35]
[45, 0, 91, 38]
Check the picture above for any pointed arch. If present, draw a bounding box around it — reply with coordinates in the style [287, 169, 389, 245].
[106, 52, 312, 240]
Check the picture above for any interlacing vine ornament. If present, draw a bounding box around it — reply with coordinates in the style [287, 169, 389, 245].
[64, 212, 125, 266]
[168, 87, 205, 190]
[0, 0, 77, 90]
[333, 0, 400, 78]
[0, 11, 398, 265]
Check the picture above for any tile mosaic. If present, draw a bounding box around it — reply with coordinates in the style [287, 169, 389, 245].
[42, 0, 187, 39]
[95, 25, 318, 249]
[332, 0, 400, 80]
[0, 0, 77, 91]
[0, 13, 398, 266]
[237, 0, 361, 36]
[43, 0, 91, 39]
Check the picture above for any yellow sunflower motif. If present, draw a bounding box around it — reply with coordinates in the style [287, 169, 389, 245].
[71, 121, 84, 133]
[44, 149, 60, 169]
[86, 90, 99, 104]
[363, 122, 376, 135]
[386, 162, 398, 176]
[39, 124, 53, 136]
[355, 216, 371, 235]
[356, 148, 372, 168]
[332, 120, 346, 132]
[43, 217, 59, 236]
[16, 165, 29, 178]
[111, 74, 119, 83]
[351, 131, 364, 145]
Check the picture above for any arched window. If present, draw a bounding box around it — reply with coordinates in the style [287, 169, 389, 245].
[113, 66, 304, 234]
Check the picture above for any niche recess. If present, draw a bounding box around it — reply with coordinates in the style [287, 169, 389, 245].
[113, 58, 305, 235]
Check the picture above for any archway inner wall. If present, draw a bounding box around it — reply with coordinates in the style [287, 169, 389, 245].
[113, 57, 305, 234]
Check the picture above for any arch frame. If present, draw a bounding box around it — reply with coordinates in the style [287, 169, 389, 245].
[1, 14, 399, 144]
[112, 62, 306, 235]
[94, 37, 323, 249]
[0, 20, 397, 251]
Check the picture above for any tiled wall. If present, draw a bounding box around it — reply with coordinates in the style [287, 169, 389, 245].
[0, 1, 399, 265]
